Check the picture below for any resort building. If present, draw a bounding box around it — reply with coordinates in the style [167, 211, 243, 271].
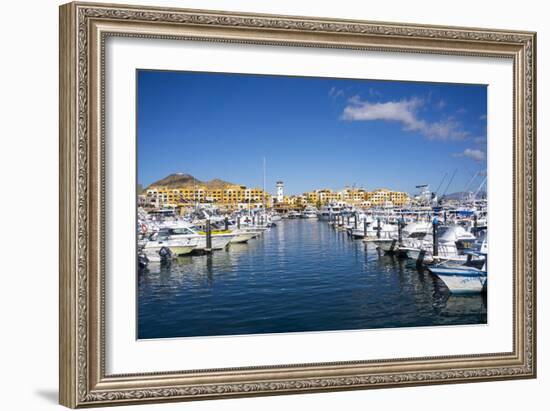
[300, 187, 410, 208]
[144, 175, 409, 210]
[367, 188, 410, 207]
[145, 185, 271, 210]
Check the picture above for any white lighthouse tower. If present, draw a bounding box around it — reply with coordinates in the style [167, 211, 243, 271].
[276, 181, 284, 203]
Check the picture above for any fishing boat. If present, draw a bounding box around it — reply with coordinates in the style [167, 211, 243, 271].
[160, 221, 235, 251]
[269, 213, 282, 222]
[428, 262, 487, 293]
[302, 206, 318, 219]
[140, 230, 198, 261]
[287, 210, 301, 219]
[317, 203, 342, 221]
[208, 220, 261, 244]
[401, 224, 477, 264]
[347, 213, 373, 238]
[372, 221, 431, 253]
[360, 220, 399, 241]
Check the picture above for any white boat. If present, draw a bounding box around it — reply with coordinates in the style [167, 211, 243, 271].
[287, 210, 301, 219]
[141, 231, 198, 262]
[160, 221, 235, 250]
[360, 220, 399, 241]
[317, 203, 343, 221]
[401, 224, 477, 264]
[269, 213, 282, 222]
[229, 230, 259, 244]
[206, 218, 262, 244]
[428, 263, 487, 293]
[302, 206, 318, 219]
[371, 221, 431, 251]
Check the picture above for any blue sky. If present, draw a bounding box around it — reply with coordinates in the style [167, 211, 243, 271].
[137, 70, 487, 195]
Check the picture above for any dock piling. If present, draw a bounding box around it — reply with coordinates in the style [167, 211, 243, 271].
[432, 218, 439, 256]
[398, 219, 403, 245]
[206, 219, 212, 251]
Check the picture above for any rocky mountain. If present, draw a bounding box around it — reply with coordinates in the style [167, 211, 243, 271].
[442, 191, 487, 200]
[147, 173, 237, 189]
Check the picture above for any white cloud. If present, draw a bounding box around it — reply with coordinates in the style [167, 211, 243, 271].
[328, 86, 345, 98]
[473, 136, 487, 144]
[454, 148, 486, 162]
[436, 100, 446, 110]
[341, 97, 468, 141]
[368, 88, 382, 98]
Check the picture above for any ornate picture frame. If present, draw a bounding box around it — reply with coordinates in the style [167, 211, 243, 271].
[59, 1, 536, 407]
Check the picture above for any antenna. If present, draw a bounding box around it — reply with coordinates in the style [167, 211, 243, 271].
[262, 156, 265, 213]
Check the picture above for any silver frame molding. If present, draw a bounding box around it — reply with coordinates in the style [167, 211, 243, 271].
[59, 2, 536, 408]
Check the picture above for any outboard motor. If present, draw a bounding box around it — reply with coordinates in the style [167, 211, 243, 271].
[158, 246, 173, 264]
[138, 253, 149, 269]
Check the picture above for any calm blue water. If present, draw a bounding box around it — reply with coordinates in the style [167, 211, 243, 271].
[138, 219, 486, 339]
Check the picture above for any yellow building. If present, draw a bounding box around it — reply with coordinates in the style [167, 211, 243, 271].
[303, 188, 368, 206]
[146, 184, 271, 209]
[145, 182, 408, 209]
[282, 195, 306, 206]
[389, 191, 410, 206]
[367, 189, 410, 206]
[338, 187, 368, 204]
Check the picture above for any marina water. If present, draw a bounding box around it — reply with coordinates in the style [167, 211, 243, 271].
[138, 219, 486, 339]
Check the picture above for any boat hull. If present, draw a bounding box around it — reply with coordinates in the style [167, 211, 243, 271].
[195, 235, 234, 250]
[143, 245, 196, 261]
[230, 232, 257, 244]
[403, 247, 431, 263]
[374, 239, 399, 253]
[429, 267, 487, 293]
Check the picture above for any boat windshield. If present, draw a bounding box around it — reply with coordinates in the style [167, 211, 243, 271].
[170, 227, 195, 235]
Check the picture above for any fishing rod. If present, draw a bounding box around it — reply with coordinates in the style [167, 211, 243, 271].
[442, 169, 457, 197]
[434, 172, 448, 195]
[463, 170, 479, 194]
[473, 176, 487, 199]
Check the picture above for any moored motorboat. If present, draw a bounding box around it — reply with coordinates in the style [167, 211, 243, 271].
[229, 230, 260, 244]
[159, 221, 235, 251]
[302, 206, 319, 219]
[428, 263, 487, 293]
[141, 234, 198, 262]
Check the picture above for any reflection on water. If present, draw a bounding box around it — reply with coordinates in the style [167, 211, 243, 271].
[138, 219, 486, 339]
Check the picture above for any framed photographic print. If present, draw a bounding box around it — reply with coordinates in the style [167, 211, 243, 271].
[59, 2, 537, 408]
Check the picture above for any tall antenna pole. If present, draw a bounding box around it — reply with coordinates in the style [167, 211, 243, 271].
[262, 156, 265, 213]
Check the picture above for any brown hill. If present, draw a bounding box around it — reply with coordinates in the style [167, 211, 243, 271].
[148, 173, 237, 189]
